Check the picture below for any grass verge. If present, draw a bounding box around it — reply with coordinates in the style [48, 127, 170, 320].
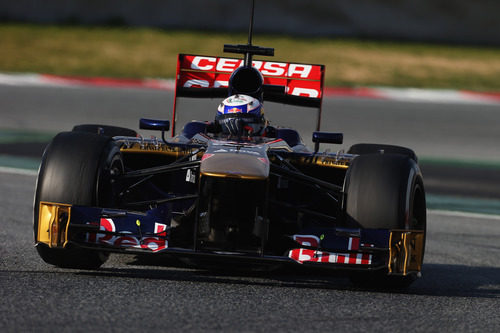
[1, 23, 500, 90]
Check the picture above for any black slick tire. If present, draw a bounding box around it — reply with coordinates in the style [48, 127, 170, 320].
[34, 131, 123, 269]
[72, 124, 137, 137]
[348, 143, 417, 162]
[344, 153, 426, 288]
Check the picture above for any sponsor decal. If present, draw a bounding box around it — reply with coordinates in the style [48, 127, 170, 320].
[179, 55, 323, 98]
[183, 79, 210, 88]
[348, 237, 360, 251]
[288, 249, 372, 265]
[227, 107, 243, 113]
[185, 56, 316, 78]
[201, 153, 214, 161]
[189, 56, 217, 70]
[293, 234, 319, 247]
[288, 234, 372, 265]
[185, 168, 196, 183]
[229, 148, 261, 155]
[87, 218, 168, 252]
[227, 96, 248, 104]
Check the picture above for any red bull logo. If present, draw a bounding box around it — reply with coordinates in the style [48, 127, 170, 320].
[87, 218, 168, 252]
[227, 107, 242, 113]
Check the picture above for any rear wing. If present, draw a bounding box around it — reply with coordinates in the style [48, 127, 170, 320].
[172, 54, 325, 136]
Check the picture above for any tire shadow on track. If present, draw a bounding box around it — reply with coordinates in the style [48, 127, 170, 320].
[70, 255, 500, 298]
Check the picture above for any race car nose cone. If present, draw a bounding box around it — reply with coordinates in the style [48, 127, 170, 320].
[200, 152, 269, 180]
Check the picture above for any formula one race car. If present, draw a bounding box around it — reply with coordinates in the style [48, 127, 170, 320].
[33, 5, 426, 288]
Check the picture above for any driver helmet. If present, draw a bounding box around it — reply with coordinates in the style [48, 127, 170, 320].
[216, 94, 266, 135]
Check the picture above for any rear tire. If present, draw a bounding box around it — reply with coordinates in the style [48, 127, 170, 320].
[34, 131, 123, 269]
[72, 124, 137, 137]
[344, 153, 426, 288]
[348, 143, 417, 162]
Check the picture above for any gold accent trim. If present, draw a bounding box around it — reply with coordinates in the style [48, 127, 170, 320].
[200, 171, 267, 180]
[388, 230, 425, 275]
[319, 163, 349, 169]
[37, 202, 71, 248]
[120, 141, 352, 170]
[122, 147, 179, 155]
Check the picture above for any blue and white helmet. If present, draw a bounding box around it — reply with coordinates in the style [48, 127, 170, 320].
[217, 94, 262, 117]
[216, 94, 265, 135]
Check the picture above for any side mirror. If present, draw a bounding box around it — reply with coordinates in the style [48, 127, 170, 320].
[139, 118, 170, 143]
[312, 131, 343, 153]
[139, 118, 170, 131]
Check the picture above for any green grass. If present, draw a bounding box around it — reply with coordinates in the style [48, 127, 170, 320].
[2, 23, 500, 90]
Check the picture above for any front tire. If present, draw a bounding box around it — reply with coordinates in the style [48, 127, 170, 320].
[344, 153, 426, 288]
[34, 131, 123, 269]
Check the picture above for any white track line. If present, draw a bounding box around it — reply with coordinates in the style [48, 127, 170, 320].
[428, 209, 500, 220]
[0, 166, 38, 176]
[377, 87, 496, 105]
[0, 73, 62, 87]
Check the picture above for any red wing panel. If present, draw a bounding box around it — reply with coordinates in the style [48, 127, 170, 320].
[177, 54, 324, 99]
[172, 54, 325, 136]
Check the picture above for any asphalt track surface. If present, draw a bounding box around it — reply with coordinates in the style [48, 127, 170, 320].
[1, 85, 500, 331]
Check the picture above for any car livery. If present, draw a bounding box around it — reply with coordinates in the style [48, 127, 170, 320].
[33, 4, 426, 289]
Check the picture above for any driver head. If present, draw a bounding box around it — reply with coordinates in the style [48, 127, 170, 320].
[216, 94, 265, 136]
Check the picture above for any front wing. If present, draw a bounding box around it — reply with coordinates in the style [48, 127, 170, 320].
[36, 201, 424, 276]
